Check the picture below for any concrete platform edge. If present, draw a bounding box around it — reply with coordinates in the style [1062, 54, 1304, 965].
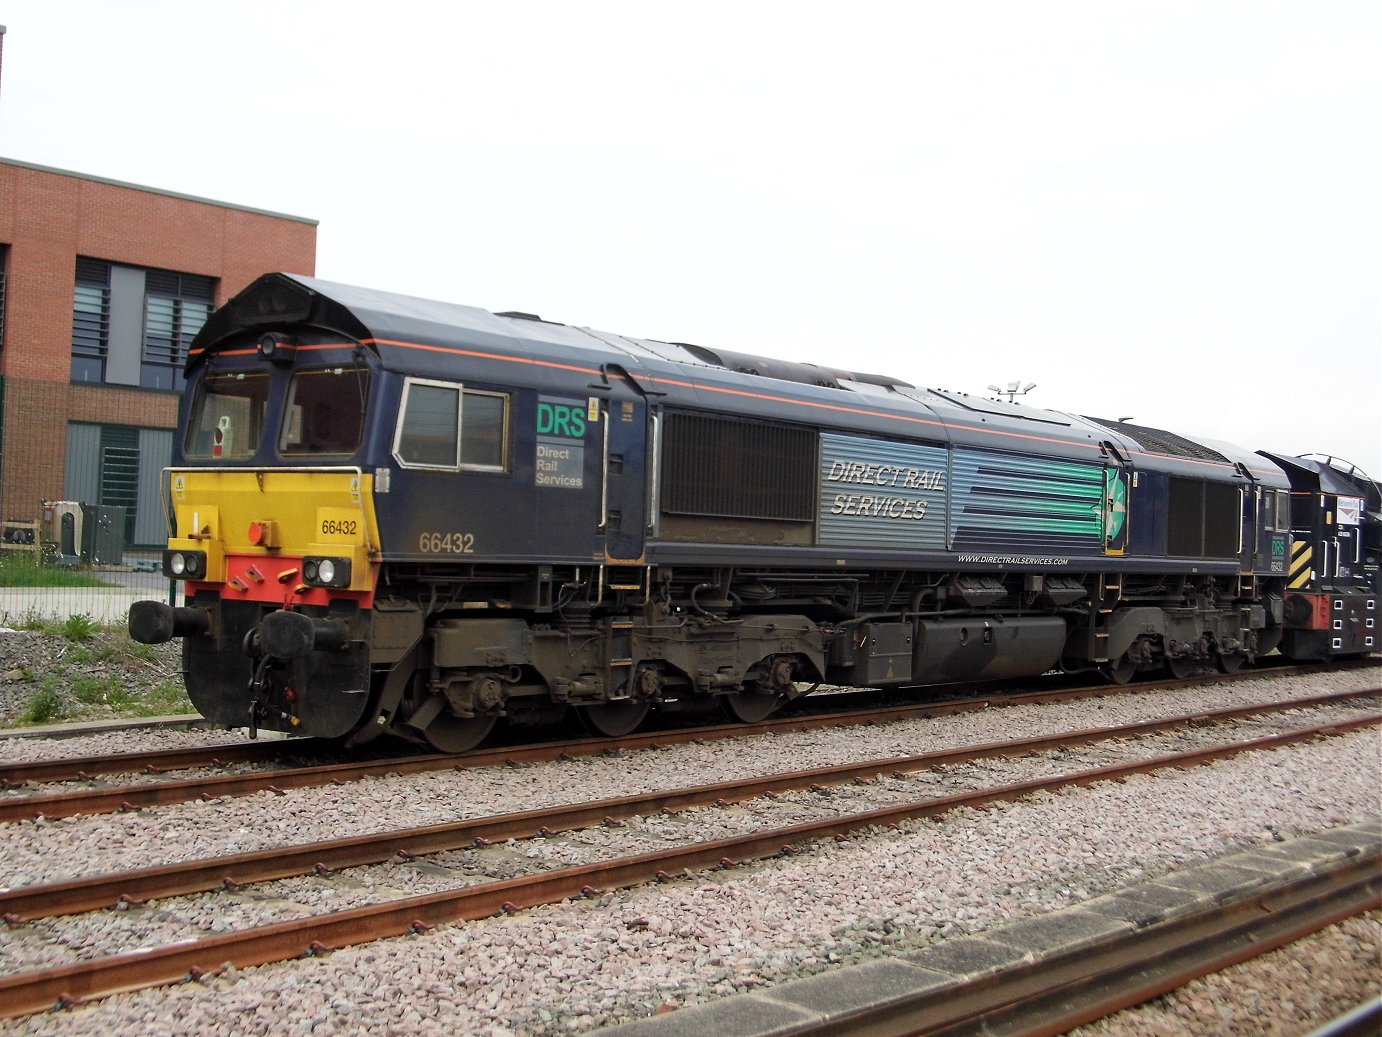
[590, 823, 1380, 1036]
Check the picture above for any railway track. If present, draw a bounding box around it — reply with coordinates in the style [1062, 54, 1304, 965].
[2, 665, 1376, 823]
[1, 688, 1373, 921]
[3, 659, 1369, 785]
[0, 677, 1116, 784]
[622, 841, 1381, 1037]
[0, 701, 1376, 1020]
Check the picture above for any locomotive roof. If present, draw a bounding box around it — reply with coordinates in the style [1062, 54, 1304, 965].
[1259, 452, 1382, 503]
[195, 273, 1283, 484]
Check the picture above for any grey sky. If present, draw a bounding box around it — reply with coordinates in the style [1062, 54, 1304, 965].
[3, 1, 1378, 474]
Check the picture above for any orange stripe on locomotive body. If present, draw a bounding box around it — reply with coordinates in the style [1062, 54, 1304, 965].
[166, 468, 380, 607]
[357, 335, 1260, 471]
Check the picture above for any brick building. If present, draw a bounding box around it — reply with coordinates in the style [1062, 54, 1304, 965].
[0, 156, 316, 549]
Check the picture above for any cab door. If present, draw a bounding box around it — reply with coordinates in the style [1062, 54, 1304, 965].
[1256, 488, 1289, 576]
[599, 370, 649, 562]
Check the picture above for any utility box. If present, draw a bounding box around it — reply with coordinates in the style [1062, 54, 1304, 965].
[40, 501, 126, 566]
[41, 501, 84, 566]
[81, 504, 126, 565]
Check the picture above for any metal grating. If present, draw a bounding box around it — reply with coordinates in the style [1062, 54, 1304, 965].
[662, 412, 816, 521]
[100, 426, 141, 546]
[1168, 477, 1241, 558]
[1085, 417, 1230, 464]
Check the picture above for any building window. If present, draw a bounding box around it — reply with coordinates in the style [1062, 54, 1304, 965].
[72, 258, 111, 383]
[71, 258, 217, 391]
[142, 270, 214, 391]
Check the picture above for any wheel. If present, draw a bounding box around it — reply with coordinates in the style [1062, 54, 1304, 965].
[1166, 655, 1199, 680]
[422, 715, 497, 753]
[1215, 652, 1247, 674]
[576, 700, 650, 737]
[721, 691, 782, 723]
[1100, 654, 1137, 685]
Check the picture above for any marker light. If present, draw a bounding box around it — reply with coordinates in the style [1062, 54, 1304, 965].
[162, 550, 206, 580]
[301, 555, 352, 589]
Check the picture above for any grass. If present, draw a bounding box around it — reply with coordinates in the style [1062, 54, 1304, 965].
[0, 555, 113, 588]
[3, 616, 195, 728]
[62, 613, 100, 642]
[18, 683, 67, 725]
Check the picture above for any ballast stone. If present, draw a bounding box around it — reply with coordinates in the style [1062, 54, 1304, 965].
[591, 821, 1381, 1037]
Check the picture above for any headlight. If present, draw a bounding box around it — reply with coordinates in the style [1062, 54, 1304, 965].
[302, 556, 351, 588]
[163, 550, 206, 579]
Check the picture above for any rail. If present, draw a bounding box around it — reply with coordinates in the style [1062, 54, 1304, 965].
[0, 714, 1374, 1019]
[2, 684, 1376, 823]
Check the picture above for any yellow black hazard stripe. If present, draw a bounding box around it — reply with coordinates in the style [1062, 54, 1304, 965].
[1288, 539, 1314, 590]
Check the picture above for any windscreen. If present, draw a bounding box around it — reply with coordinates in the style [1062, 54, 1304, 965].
[185, 372, 271, 459]
[279, 367, 371, 456]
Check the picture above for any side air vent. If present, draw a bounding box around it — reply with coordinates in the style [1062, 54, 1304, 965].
[662, 413, 816, 521]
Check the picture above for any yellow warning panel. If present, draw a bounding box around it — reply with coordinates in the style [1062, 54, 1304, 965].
[1288, 540, 1313, 590]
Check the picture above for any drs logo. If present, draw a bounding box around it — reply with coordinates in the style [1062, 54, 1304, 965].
[537, 400, 587, 439]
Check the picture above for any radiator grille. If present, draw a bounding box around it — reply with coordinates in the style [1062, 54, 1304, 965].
[1168, 477, 1241, 558]
[662, 413, 816, 521]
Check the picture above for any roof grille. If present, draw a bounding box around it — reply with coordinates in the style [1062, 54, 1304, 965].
[1085, 417, 1230, 464]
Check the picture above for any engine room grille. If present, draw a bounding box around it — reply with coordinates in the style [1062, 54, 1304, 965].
[661, 412, 816, 521]
[1168, 477, 1241, 558]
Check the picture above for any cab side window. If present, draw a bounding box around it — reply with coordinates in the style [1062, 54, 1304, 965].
[395, 379, 509, 472]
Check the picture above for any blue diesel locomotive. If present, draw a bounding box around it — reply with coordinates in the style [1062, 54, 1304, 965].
[129, 274, 1381, 751]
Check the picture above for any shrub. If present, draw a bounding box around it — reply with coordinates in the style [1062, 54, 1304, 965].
[132, 680, 194, 717]
[19, 684, 66, 725]
[62, 614, 99, 643]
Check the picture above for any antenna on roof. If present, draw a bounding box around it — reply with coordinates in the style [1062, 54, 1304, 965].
[986, 380, 1037, 404]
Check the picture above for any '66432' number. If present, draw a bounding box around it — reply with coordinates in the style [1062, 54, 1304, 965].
[419, 531, 475, 554]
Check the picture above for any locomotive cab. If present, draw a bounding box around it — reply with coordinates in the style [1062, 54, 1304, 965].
[130, 306, 386, 741]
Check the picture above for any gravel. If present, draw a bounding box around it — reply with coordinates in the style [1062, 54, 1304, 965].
[0, 666, 1377, 1036]
[1070, 911, 1382, 1037]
